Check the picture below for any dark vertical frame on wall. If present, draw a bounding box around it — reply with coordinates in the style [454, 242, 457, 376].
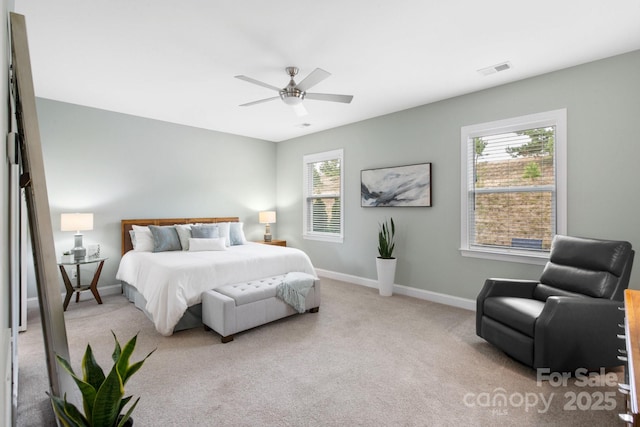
[10, 12, 74, 400]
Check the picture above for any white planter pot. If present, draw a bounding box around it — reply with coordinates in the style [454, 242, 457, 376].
[376, 257, 397, 296]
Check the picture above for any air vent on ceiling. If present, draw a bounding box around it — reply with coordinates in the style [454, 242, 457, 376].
[477, 61, 513, 76]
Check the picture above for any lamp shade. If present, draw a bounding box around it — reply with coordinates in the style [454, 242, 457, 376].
[259, 211, 276, 224]
[61, 213, 94, 232]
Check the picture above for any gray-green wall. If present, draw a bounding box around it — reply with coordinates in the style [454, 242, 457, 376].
[34, 99, 277, 298]
[277, 50, 640, 300]
[34, 50, 640, 304]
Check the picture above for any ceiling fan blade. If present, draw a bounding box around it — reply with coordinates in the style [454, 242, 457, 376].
[239, 96, 280, 107]
[305, 93, 353, 104]
[295, 68, 331, 92]
[292, 103, 308, 117]
[235, 75, 282, 92]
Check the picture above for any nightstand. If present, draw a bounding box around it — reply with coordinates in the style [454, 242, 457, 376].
[256, 240, 286, 247]
[58, 256, 107, 311]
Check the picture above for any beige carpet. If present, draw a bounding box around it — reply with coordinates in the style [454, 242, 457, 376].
[18, 278, 624, 426]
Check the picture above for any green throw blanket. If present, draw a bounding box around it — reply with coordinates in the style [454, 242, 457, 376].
[276, 272, 316, 313]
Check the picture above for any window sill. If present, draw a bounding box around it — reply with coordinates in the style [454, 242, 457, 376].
[459, 247, 549, 265]
[303, 234, 343, 244]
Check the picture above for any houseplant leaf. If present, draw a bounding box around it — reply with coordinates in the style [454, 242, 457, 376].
[49, 392, 90, 427]
[91, 363, 125, 427]
[114, 332, 156, 385]
[115, 333, 135, 383]
[116, 397, 139, 427]
[81, 344, 105, 418]
[82, 344, 106, 389]
[118, 395, 133, 413]
[56, 354, 98, 420]
[111, 332, 122, 364]
[124, 353, 155, 385]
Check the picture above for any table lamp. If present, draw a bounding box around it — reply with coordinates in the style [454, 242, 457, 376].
[259, 211, 276, 242]
[61, 213, 93, 261]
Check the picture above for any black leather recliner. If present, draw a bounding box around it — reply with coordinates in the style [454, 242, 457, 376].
[476, 235, 634, 372]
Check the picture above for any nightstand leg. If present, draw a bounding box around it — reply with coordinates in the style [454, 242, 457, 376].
[89, 260, 105, 304]
[75, 264, 81, 302]
[59, 265, 74, 311]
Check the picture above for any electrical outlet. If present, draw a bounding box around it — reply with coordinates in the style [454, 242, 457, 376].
[71, 269, 77, 279]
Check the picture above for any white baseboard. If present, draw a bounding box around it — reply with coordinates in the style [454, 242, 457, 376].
[315, 268, 476, 311]
[26, 284, 123, 309]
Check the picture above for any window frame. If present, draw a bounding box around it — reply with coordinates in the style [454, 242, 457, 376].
[460, 109, 567, 264]
[302, 149, 344, 243]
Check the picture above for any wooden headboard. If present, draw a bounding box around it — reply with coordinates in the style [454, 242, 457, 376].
[121, 217, 239, 255]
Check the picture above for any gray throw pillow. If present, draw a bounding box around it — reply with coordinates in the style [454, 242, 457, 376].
[191, 224, 220, 239]
[149, 225, 182, 252]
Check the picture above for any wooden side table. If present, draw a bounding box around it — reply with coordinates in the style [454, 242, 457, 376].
[58, 256, 107, 311]
[255, 240, 286, 247]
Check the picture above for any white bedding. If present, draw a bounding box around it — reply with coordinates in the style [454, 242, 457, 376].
[115, 243, 316, 335]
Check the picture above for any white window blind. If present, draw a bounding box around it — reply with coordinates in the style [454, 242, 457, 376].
[460, 110, 566, 263]
[303, 149, 344, 243]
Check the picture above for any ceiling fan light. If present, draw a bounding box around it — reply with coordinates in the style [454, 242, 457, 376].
[280, 90, 305, 106]
[281, 95, 303, 106]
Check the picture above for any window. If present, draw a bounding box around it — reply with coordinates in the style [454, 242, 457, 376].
[460, 109, 566, 264]
[303, 149, 344, 243]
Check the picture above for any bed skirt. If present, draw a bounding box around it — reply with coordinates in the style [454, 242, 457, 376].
[121, 281, 203, 332]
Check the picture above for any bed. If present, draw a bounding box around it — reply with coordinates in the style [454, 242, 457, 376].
[115, 217, 317, 336]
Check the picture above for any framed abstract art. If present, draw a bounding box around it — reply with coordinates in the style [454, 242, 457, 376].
[361, 162, 432, 207]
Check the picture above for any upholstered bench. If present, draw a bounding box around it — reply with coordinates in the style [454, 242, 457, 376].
[202, 274, 321, 343]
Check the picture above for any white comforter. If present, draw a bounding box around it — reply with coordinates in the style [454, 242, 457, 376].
[115, 243, 316, 336]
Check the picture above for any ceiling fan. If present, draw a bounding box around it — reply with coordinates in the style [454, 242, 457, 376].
[235, 67, 353, 116]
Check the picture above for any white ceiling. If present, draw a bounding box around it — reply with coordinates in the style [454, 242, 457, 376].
[14, 1, 640, 142]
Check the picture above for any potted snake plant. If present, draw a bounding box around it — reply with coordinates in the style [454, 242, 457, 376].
[376, 217, 396, 296]
[48, 332, 155, 427]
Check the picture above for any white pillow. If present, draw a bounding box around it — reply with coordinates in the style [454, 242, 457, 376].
[174, 224, 193, 251]
[188, 237, 226, 252]
[229, 222, 247, 246]
[132, 225, 154, 252]
[217, 222, 231, 247]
